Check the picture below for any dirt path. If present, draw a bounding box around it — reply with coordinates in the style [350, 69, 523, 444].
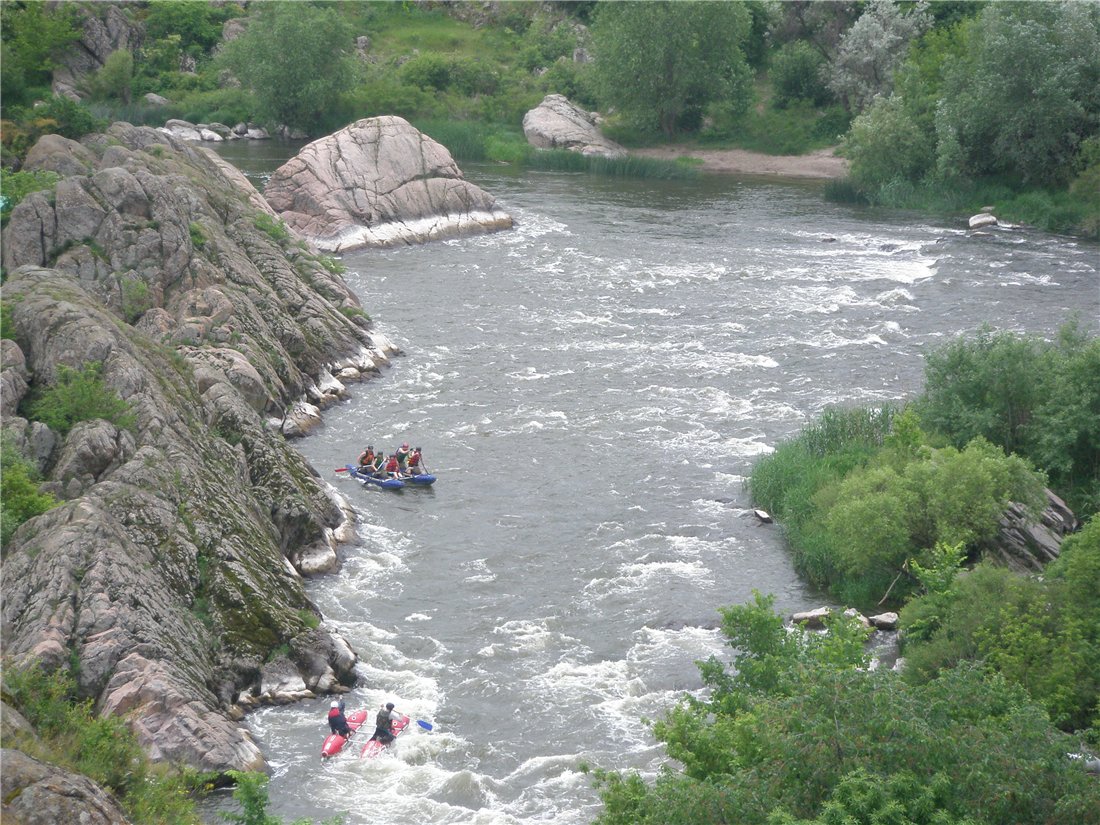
[630, 145, 849, 180]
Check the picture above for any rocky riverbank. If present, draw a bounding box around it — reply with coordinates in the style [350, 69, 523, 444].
[1, 122, 397, 775]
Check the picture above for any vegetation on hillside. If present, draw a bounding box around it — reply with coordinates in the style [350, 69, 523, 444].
[1, 1, 1095, 234]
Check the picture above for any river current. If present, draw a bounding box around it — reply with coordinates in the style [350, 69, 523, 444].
[210, 142, 1098, 824]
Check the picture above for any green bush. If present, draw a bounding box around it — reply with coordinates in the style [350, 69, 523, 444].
[0, 168, 60, 225]
[770, 40, 831, 108]
[593, 593, 1100, 825]
[398, 53, 453, 92]
[0, 445, 57, 547]
[21, 361, 137, 437]
[902, 517, 1100, 736]
[253, 213, 290, 245]
[3, 663, 205, 824]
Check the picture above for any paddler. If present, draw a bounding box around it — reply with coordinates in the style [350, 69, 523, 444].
[327, 700, 351, 738]
[407, 446, 426, 475]
[383, 453, 401, 478]
[356, 445, 375, 472]
[395, 442, 411, 472]
[369, 702, 399, 744]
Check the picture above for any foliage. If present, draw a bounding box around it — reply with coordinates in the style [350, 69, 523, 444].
[21, 361, 136, 437]
[826, 0, 932, 113]
[751, 403, 1046, 609]
[143, 0, 242, 59]
[933, 1, 1100, 187]
[843, 94, 935, 193]
[590, 1, 752, 138]
[768, 1, 862, 62]
[253, 213, 290, 245]
[0, 1, 81, 108]
[901, 516, 1100, 736]
[593, 594, 1100, 825]
[0, 168, 60, 225]
[1, 443, 57, 547]
[87, 49, 134, 104]
[918, 322, 1100, 516]
[3, 662, 206, 824]
[2, 96, 105, 163]
[769, 40, 831, 108]
[217, 2, 358, 133]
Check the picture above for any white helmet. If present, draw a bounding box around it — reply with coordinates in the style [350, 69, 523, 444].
[330, 701, 339, 708]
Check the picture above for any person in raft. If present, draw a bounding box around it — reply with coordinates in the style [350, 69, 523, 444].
[368, 452, 387, 478]
[406, 446, 426, 475]
[395, 442, 411, 471]
[369, 702, 400, 744]
[357, 445, 375, 472]
[327, 700, 351, 738]
[383, 453, 402, 478]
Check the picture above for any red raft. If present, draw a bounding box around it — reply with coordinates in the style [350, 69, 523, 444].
[320, 709, 369, 760]
[361, 713, 411, 758]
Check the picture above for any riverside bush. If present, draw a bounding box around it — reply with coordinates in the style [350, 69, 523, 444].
[593, 593, 1100, 825]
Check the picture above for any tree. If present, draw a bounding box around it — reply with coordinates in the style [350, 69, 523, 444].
[770, 40, 831, 108]
[768, 1, 862, 62]
[87, 49, 133, 104]
[826, 0, 933, 113]
[590, 1, 752, 138]
[934, 1, 1100, 186]
[843, 93, 934, 193]
[218, 1, 358, 133]
[0, 1, 81, 107]
[593, 593, 1100, 825]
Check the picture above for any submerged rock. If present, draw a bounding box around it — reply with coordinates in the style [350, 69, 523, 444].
[264, 116, 513, 252]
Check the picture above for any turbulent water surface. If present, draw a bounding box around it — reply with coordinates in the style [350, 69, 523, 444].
[210, 142, 1098, 824]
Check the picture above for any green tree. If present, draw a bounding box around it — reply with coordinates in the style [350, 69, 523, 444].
[0, 1, 81, 107]
[88, 49, 134, 104]
[144, 0, 241, 58]
[590, 1, 752, 138]
[770, 40, 831, 108]
[825, 0, 932, 113]
[218, 2, 358, 133]
[843, 93, 934, 193]
[934, 1, 1100, 186]
[593, 594, 1100, 825]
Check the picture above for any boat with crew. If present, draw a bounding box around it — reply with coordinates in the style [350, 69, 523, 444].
[361, 713, 411, 758]
[320, 708, 369, 760]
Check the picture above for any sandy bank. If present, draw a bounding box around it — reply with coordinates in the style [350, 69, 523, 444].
[630, 145, 849, 180]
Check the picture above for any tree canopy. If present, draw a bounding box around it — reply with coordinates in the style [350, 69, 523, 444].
[590, 1, 753, 138]
[217, 1, 358, 133]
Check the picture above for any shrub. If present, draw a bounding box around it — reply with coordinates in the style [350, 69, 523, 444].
[398, 53, 453, 92]
[770, 40, 831, 107]
[0, 168, 60, 226]
[22, 361, 137, 437]
[3, 662, 205, 824]
[253, 213, 290, 245]
[0, 444, 56, 547]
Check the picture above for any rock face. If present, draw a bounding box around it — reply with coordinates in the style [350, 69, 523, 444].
[52, 4, 144, 101]
[988, 489, 1078, 572]
[0, 123, 398, 774]
[264, 116, 513, 252]
[522, 94, 627, 158]
[1, 749, 131, 825]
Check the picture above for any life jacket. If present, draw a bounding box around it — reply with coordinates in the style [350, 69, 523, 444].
[385, 457, 399, 473]
[328, 707, 340, 721]
[408, 451, 421, 468]
[375, 708, 392, 729]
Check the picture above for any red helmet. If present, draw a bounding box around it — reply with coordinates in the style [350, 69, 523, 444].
[401, 443, 409, 449]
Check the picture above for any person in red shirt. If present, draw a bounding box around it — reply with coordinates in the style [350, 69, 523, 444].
[327, 700, 351, 737]
[383, 453, 401, 477]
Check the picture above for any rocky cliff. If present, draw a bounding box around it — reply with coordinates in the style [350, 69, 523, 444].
[0, 123, 397, 773]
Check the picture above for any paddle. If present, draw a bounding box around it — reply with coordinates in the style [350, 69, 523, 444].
[417, 720, 433, 731]
[335, 467, 349, 472]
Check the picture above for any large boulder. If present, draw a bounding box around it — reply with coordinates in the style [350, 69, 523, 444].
[1, 749, 131, 825]
[522, 94, 627, 159]
[0, 123, 399, 774]
[264, 116, 513, 252]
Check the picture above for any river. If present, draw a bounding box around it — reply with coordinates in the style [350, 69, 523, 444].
[209, 140, 1098, 824]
